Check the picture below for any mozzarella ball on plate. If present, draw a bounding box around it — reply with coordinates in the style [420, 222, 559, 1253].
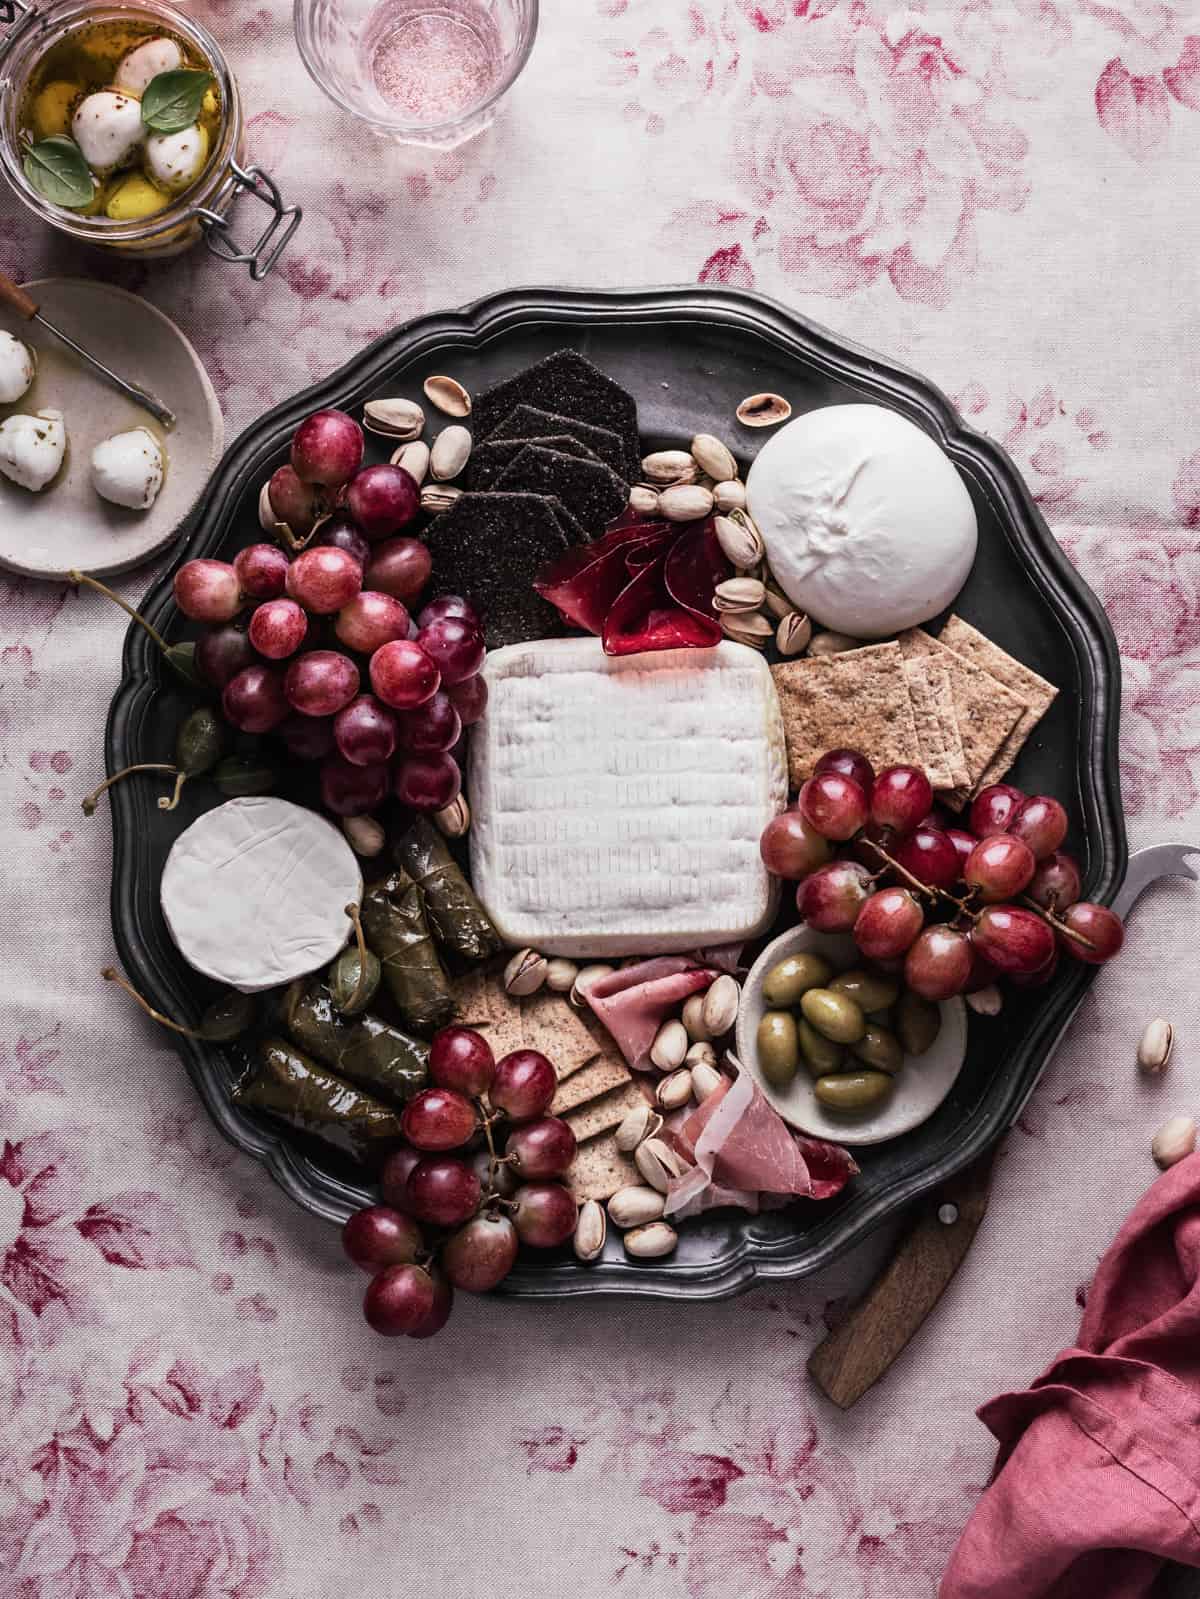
[746, 404, 978, 638]
[145, 123, 209, 193]
[113, 36, 184, 97]
[0, 408, 67, 493]
[71, 90, 144, 174]
[91, 427, 165, 511]
[0, 331, 35, 405]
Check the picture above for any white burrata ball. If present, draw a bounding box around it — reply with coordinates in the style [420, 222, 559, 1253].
[0, 331, 35, 405]
[0, 408, 67, 493]
[746, 404, 978, 638]
[113, 35, 184, 97]
[91, 427, 165, 511]
[71, 90, 144, 175]
[146, 123, 209, 193]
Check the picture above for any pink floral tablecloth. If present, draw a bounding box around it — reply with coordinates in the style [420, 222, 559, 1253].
[3, 2, 1200, 1594]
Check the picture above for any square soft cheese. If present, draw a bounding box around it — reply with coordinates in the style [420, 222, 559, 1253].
[468, 638, 787, 957]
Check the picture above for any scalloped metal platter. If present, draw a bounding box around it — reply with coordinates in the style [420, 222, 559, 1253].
[106, 286, 1125, 1300]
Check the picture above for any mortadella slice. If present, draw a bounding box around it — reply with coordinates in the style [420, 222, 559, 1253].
[585, 957, 717, 1071]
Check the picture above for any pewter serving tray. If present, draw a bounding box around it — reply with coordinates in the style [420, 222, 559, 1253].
[107, 287, 1125, 1300]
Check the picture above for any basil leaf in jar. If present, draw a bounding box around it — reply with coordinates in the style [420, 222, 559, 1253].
[23, 137, 95, 209]
[141, 69, 213, 135]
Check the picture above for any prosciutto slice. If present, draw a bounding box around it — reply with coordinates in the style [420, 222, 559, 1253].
[585, 957, 717, 1072]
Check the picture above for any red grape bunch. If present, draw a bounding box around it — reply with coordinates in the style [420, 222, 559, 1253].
[759, 749, 1124, 1002]
[168, 407, 489, 822]
[340, 1025, 580, 1339]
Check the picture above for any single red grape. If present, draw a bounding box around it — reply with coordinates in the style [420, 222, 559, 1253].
[401, 1086, 477, 1151]
[346, 464, 420, 539]
[266, 464, 323, 534]
[222, 664, 289, 733]
[405, 1157, 482, 1228]
[904, 924, 972, 1000]
[277, 711, 336, 760]
[1009, 944, 1061, 988]
[291, 409, 363, 487]
[396, 692, 461, 753]
[446, 673, 488, 726]
[969, 783, 1025, 838]
[853, 887, 925, 960]
[174, 558, 241, 623]
[796, 859, 873, 932]
[760, 811, 834, 879]
[415, 617, 486, 686]
[964, 943, 1002, 993]
[505, 1117, 578, 1181]
[442, 1213, 518, 1291]
[418, 594, 480, 631]
[407, 1267, 453, 1338]
[1057, 901, 1124, 965]
[429, 1027, 496, 1096]
[964, 834, 1036, 902]
[196, 623, 255, 689]
[394, 752, 461, 811]
[380, 1145, 422, 1211]
[891, 825, 960, 890]
[1027, 850, 1082, 912]
[814, 747, 875, 799]
[870, 765, 933, 835]
[315, 513, 371, 571]
[945, 828, 977, 881]
[363, 1262, 434, 1335]
[1009, 794, 1069, 860]
[334, 694, 398, 766]
[234, 542, 290, 599]
[847, 819, 899, 871]
[797, 771, 868, 841]
[970, 905, 1055, 975]
[512, 1183, 577, 1248]
[341, 1205, 423, 1272]
[249, 597, 308, 659]
[335, 591, 410, 654]
[364, 537, 432, 602]
[319, 755, 389, 816]
[286, 547, 363, 614]
[369, 639, 440, 709]
[284, 649, 360, 717]
[491, 1050, 556, 1122]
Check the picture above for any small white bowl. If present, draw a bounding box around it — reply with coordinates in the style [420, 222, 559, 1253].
[735, 924, 968, 1146]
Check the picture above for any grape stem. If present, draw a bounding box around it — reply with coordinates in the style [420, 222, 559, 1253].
[477, 1100, 503, 1193]
[1019, 895, 1097, 951]
[343, 903, 371, 1011]
[82, 763, 178, 816]
[275, 512, 325, 555]
[67, 570, 171, 655]
[860, 836, 977, 918]
[101, 966, 208, 1039]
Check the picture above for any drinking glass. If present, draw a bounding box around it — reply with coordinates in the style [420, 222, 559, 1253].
[294, 0, 537, 148]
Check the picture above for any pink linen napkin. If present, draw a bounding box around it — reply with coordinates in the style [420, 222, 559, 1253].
[941, 1152, 1200, 1599]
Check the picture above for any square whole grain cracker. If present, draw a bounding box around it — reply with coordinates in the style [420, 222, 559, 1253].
[937, 615, 1058, 791]
[550, 1054, 632, 1116]
[897, 629, 1025, 806]
[564, 1079, 650, 1143]
[451, 967, 525, 1058]
[566, 1131, 639, 1202]
[521, 989, 608, 1079]
[902, 655, 970, 790]
[771, 643, 923, 787]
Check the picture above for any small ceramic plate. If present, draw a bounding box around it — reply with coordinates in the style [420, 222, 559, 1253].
[735, 924, 968, 1146]
[0, 278, 223, 581]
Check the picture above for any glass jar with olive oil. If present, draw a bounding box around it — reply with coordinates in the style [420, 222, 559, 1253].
[0, 0, 300, 276]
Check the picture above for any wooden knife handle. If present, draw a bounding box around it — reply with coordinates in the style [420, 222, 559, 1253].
[807, 1144, 1000, 1409]
[0, 271, 38, 321]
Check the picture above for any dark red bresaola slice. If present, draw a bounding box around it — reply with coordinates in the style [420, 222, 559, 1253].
[602, 550, 722, 654]
[533, 521, 671, 634]
[663, 519, 728, 628]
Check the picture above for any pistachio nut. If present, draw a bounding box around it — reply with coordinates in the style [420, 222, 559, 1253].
[681, 992, 712, 1043]
[658, 483, 714, 522]
[701, 974, 740, 1037]
[736, 392, 792, 428]
[634, 1136, 687, 1193]
[712, 479, 747, 512]
[690, 432, 737, 483]
[1152, 1114, 1196, 1169]
[504, 947, 548, 997]
[623, 1221, 679, 1259]
[607, 1185, 666, 1228]
[691, 1061, 724, 1102]
[432, 794, 470, 838]
[1137, 1018, 1173, 1074]
[762, 584, 794, 621]
[713, 513, 763, 571]
[341, 814, 386, 857]
[656, 1069, 694, 1111]
[570, 963, 615, 1009]
[721, 611, 772, 648]
[363, 397, 425, 440]
[966, 984, 1003, 1017]
[808, 629, 862, 657]
[421, 484, 463, 514]
[430, 424, 472, 481]
[545, 957, 579, 994]
[390, 439, 430, 484]
[641, 449, 697, 485]
[649, 1018, 689, 1072]
[628, 484, 660, 516]
[423, 374, 471, 417]
[714, 576, 767, 614]
[776, 612, 813, 656]
[685, 1040, 718, 1071]
[614, 1101, 662, 1153]
[573, 1199, 606, 1262]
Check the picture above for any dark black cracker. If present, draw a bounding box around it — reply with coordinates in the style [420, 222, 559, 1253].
[473, 351, 640, 477]
[495, 445, 629, 538]
[469, 434, 600, 491]
[422, 493, 570, 650]
[486, 405, 628, 479]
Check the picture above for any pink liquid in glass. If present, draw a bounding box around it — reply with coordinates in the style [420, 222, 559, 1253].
[363, 1, 503, 125]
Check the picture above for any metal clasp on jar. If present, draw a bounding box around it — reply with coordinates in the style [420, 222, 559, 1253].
[194, 158, 301, 280]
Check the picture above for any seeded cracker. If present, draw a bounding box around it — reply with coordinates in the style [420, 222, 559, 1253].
[423, 492, 569, 649]
[495, 444, 629, 537]
[897, 629, 1025, 807]
[452, 968, 606, 1079]
[566, 1131, 640, 1203]
[937, 615, 1059, 791]
[901, 655, 971, 790]
[771, 643, 922, 787]
[550, 1054, 633, 1116]
[481, 401, 633, 481]
[469, 434, 601, 490]
[564, 1079, 651, 1143]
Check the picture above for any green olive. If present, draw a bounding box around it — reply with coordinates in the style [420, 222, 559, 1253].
[756, 1010, 800, 1089]
[199, 990, 256, 1042]
[851, 1024, 904, 1074]
[830, 969, 901, 1014]
[213, 754, 277, 797]
[762, 952, 833, 1009]
[867, 1008, 893, 1030]
[897, 990, 941, 1056]
[814, 1070, 895, 1113]
[329, 946, 381, 1015]
[798, 1018, 846, 1077]
[175, 707, 226, 776]
[800, 988, 866, 1045]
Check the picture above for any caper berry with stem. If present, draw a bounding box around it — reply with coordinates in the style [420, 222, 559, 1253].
[329, 944, 381, 1015]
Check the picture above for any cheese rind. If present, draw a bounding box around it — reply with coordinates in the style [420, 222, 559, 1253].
[468, 638, 787, 957]
[160, 797, 363, 993]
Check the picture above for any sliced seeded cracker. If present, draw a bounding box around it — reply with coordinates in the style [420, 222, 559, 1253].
[897, 629, 1026, 807]
[550, 1054, 632, 1116]
[423, 492, 570, 649]
[521, 989, 608, 1079]
[566, 1130, 640, 1203]
[937, 615, 1059, 791]
[473, 351, 640, 478]
[496, 445, 629, 537]
[469, 434, 601, 491]
[902, 655, 971, 790]
[564, 1079, 651, 1143]
[485, 404, 629, 479]
[771, 643, 922, 788]
[452, 966, 524, 1058]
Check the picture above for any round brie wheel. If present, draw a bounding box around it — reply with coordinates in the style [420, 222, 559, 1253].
[160, 797, 363, 993]
[746, 403, 978, 638]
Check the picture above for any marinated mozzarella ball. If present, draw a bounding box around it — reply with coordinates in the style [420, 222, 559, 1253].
[0, 331, 35, 405]
[71, 90, 144, 174]
[114, 36, 183, 97]
[146, 122, 209, 193]
[0, 409, 67, 493]
[91, 427, 165, 511]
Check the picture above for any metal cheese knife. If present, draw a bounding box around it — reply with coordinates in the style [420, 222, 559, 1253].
[808, 843, 1200, 1409]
